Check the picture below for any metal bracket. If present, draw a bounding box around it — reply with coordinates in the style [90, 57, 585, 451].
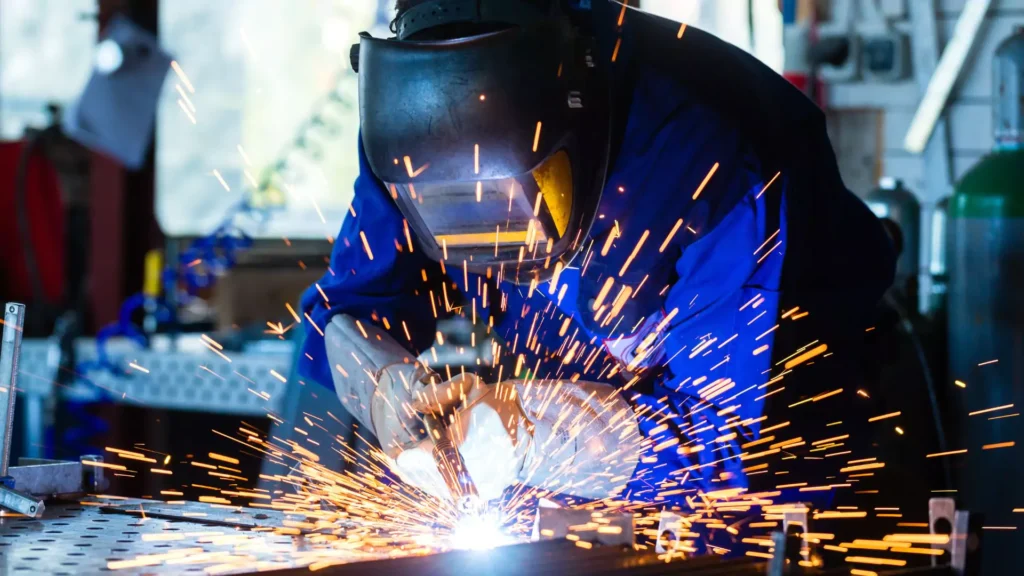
[929, 497, 970, 574]
[0, 304, 43, 518]
[0, 485, 44, 518]
[0, 304, 104, 517]
[654, 510, 684, 554]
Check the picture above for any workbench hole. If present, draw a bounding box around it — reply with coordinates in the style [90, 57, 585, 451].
[68, 552, 85, 556]
[61, 561, 79, 566]
[14, 566, 31, 570]
[87, 526, 103, 530]
[2, 534, 21, 538]
[81, 534, 98, 538]
[67, 507, 83, 511]
[116, 539, 132, 543]
[91, 518, 110, 522]
[122, 531, 139, 535]
[54, 521, 71, 524]
[38, 539, 55, 543]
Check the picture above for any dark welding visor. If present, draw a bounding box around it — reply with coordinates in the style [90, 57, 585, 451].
[357, 17, 607, 281]
[387, 149, 573, 255]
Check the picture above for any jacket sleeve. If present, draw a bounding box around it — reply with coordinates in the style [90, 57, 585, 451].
[297, 138, 447, 390]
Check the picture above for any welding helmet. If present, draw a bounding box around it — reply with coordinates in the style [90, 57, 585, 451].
[353, 0, 611, 283]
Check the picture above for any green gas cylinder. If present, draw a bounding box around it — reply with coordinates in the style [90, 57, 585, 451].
[947, 28, 1024, 574]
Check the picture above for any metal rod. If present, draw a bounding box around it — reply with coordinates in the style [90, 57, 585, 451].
[0, 303, 26, 478]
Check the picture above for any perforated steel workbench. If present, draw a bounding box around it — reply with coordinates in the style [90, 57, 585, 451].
[0, 499, 383, 575]
[0, 499, 959, 576]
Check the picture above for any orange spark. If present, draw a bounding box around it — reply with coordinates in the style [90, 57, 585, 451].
[756, 171, 781, 199]
[692, 162, 720, 200]
[360, 231, 374, 260]
[784, 344, 827, 369]
[926, 449, 967, 458]
[619, 230, 649, 277]
[868, 411, 900, 422]
[659, 219, 683, 252]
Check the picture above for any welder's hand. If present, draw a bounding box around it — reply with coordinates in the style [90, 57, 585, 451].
[392, 374, 531, 503]
[326, 315, 428, 458]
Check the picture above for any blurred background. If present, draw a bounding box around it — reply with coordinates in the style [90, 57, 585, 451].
[0, 0, 1018, 527]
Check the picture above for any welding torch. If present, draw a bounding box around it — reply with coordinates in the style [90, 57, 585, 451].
[415, 373, 483, 517]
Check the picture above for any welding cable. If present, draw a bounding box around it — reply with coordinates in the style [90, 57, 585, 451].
[883, 293, 951, 488]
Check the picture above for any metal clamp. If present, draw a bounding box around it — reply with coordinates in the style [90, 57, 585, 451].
[0, 303, 45, 518]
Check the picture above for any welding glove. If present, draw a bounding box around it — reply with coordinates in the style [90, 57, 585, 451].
[392, 374, 530, 503]
[326, 314, 431, 458]
[392, 378, 642, 503]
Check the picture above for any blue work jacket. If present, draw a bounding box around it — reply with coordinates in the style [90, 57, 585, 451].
[298, 7, 895, 505]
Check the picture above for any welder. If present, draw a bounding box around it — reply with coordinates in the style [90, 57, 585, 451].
[300, 0, 895, 516]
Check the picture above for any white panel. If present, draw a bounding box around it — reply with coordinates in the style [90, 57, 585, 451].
[0, 0, 97, 138]
[827, 81, 922, 108]
[881, 153, 926, 194]
[884, 103, 993, 152]
[953, 152, 987, 182]
[641, 0, 702, 24]
[156, 0, 389, 239]
[883, 108, 916, 152]
[641, 0, 784, 71]
[948, 102, 995, 151]
[943, 13, 1024, 99]
[940, 0, 1024, 14]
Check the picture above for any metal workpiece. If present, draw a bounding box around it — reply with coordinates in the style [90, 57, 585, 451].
[532, 507, 634, 547]
[0, 303, 25, 478]
[7, 459, 84, 497]
[96, 500, 356, 533]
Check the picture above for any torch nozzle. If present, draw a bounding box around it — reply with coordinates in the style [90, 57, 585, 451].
[430, 430, 481, 515]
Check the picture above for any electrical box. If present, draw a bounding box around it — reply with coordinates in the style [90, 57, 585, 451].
[818, 32, 861, 82]
[862, 32, 911, 81]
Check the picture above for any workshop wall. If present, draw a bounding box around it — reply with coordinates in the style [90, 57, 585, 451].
[821, 0, 1024, 312]
[825, 0, 1024, 200]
